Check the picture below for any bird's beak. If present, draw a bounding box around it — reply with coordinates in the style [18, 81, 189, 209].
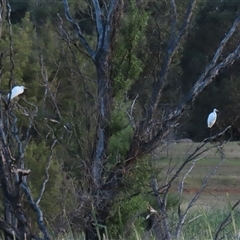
[24, 87, 28, 89]
[216, 109, 219, 112]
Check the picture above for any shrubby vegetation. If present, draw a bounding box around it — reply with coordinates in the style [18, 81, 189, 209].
[0, 0, 240, 239]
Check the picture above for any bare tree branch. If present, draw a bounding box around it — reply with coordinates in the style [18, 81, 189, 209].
[151, 177, 172, 240]
[169, 0, 177, 43]
[0, 124, 33, 239]
[40, 55, 62, 120]
[92, 0, 104, 50]
[176, 16, 240, 116]
[175, 146, 226, 239]
[6, 3, 14, 89]
[103, 0, 118, 49]
[0, 218, 21, 239]
[126, 94, 138, 130]
[10, 112, 25, 169]
[148, 0, 196, 120]
[21, 183, 50, 240]
[161, 126, 231, 193]
[62, 0, 95, 58]
[57, 13, 94, 97]
[0, 0, 6, 39]
[36, 140, 57, 205]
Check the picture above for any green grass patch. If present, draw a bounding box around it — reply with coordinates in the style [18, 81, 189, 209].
[181, 208, 240, 240]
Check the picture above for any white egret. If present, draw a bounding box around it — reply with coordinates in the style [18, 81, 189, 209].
[207, 108, 219, 128]
[7, 86, 26, 100]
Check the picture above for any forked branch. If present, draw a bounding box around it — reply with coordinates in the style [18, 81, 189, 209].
[149, 0, 196, 119]
[175, 146, 226, 239]
[159, 126, 231, 193]
[175, 16, 240, 116]
[62, 0, 95, 58]
[36, 140, 57, 205]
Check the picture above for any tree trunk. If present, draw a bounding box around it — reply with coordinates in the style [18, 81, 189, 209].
[0, 125, 32, 240]
[91, 48, 112, 189]
[84, 49, 112, 240]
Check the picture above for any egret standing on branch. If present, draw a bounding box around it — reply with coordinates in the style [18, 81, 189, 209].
[7, 86, 26, 100]
[207, 108, 219, 128]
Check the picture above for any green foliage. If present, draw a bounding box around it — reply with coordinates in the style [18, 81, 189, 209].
[112, 0, 149, 97]
[107, 157, 154, 238]
[108, 1, 149, 164]
[166, 192, 183, 211]
[25, 142, 61, 203]
[107, 194, 147, 239]
[0, 12, 36, 90]
[182, 208, 240, 240]
[108, 101, 134, 164]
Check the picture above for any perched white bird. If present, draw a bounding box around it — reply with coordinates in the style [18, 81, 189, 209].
[207, 108, 219, 128]
[7, 86, 26, 100]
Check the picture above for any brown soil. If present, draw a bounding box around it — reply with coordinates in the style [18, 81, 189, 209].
[183, 188, 240, 194]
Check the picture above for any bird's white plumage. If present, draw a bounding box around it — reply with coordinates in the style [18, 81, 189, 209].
[7, 86, 26, 100]
[207, 108, 218, 128]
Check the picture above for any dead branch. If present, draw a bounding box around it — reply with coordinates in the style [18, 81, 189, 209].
[40, 55, 62, 120]
[21, 183, 50, 240]
[6, 3, 14, 89]
[9, 111, 25, 169]
[125, 94, 138, 130]
[178, 159, 197, 195]
[0, 0, 6, 39]
[57, 13, 94, 97]
[158, 126, 230, 194]
[62, 0, 95, 58]
[175, 146, 226, 239]
[176, 17, 240, 116]
[150, 178, 172, 240]
[36, 140, 57, 205]
[148, 0, 196, 119]
[169, 0, 177, 43]
[11, 167, 31, 176]
[0, 218, 21, 239]
[92, 0, 104, 48]
[203, 125, 232, 142]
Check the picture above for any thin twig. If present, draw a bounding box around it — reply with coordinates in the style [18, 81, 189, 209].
[160, 126, 231, 193]
[6, 3, 15, 90]
[40, 55, 62, 120]
[21, 182, 51, 239]
[57, 13, 94, 98]
[126, 94, 138, 129]
[62, 0, 95, 58]
[175, 147, 225, 239]
[36, 140, 57, 205]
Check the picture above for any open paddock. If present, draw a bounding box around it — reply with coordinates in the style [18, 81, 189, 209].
[154, 141, 240, 209]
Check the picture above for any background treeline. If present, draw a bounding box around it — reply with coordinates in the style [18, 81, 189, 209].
[0, 0, 240, 238]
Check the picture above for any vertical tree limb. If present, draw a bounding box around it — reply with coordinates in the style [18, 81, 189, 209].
[148, 0, 196, 121]
[62, 0, 95, 58]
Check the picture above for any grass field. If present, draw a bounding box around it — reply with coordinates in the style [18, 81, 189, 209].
[155, 141, 240, 209]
